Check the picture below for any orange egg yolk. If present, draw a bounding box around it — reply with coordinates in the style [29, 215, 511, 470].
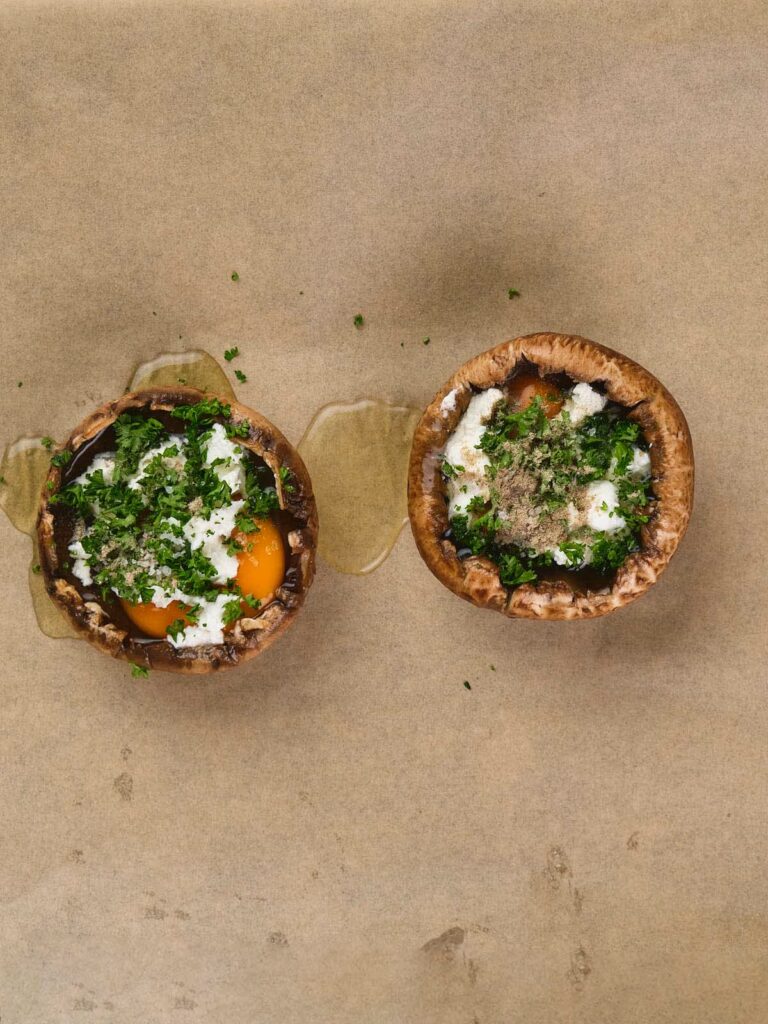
[507, 374, 563, 418]
[121, 599, 191, 639]
[234, 519, 285, 604]
[120, 520, 285, 639]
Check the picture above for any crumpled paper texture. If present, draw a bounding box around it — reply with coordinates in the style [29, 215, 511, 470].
[1, 1, 766, 1021]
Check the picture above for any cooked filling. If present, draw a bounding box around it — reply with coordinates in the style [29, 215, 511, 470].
[441, 375, 653, 586]
[52, 399, 291, 647]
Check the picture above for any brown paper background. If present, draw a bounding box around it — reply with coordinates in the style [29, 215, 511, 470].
[1, 2, 767, 1021]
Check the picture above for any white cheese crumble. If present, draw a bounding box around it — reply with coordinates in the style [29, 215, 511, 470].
[182, 499, 245, 585]
[74, 452, 116, 487]
[562, 382, 607, 425]
[443, 388, 504, 514]
[628, 446, 651, 479]
[584, 480, 626, 533]
[166, 593, 235, 649]
[204, 422, 246, 495]
[68, 540, 93, 586]
[552, 545, 593, 568]
[127, 436, 186, 490]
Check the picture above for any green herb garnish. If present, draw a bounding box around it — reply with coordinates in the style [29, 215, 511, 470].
[441, 459, 465, 480]
[222, 598, 243, 627]
[166, 618, 188, 641]
[224, 346, 240, 361]
[130, 664, 150, 678]
[234, 369, 247, 383]
[445, 390, 652, 589]
[353, 314, 364, 329]
[50, 450, 73, 468]
[278, 466, 295, 493]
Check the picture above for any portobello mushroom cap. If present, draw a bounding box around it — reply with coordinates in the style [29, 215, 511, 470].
[407, 333, 694, 620]
[37, 387, 318, 673]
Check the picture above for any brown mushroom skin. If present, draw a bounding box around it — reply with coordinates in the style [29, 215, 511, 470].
[407, 333, 694, 620]
[37, 387, 318, 673]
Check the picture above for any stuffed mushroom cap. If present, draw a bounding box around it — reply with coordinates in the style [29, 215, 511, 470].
[407, 333, 693, 620]
[37, 387, 318, 673]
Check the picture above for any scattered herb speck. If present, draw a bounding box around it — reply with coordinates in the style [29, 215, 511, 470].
[353, 314, 364, 329]
[508, 288, 521, 299]
[131, 664, 150, 678]
[41, 437, 55, 450]
[231, 271, 239, 282]
[51, 450, 73, 468]
[234, 369, 247, 383]
[423, 337, 431, 346]
[463, 680, 472, 690]
[224, 346, 240, 362]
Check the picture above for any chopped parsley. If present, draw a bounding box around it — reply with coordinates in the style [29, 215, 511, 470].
[31, 563, 41, 574]
[231, 271, 240, 282]
[445, 390, 653, 588]
[508, 288, 521, 299]
[222, 597, 244, 627]
[224, 346, 240, 361]
[353, 314, 364, 329]
[279, 466, 295, 493]
[463, 680, 472, 690]
[166, 617, 188, 641]
[234, 369, 247, 383]
[51, 400, 287, 645]
[130, 664, 149, 678]
[51, 450, 73, 468]
[112, 414, 166, 480]
[41, 436, 55, 450]
[423, 337, 431, 346]
[441, 459, 465, 480]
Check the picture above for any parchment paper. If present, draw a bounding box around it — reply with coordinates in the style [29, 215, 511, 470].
[1, 2, 767, 1021]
